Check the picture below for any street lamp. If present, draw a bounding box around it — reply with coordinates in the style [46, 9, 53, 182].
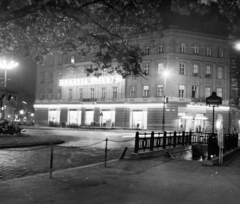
[0, 59, 19, 87]
[162, 70, 169, 132]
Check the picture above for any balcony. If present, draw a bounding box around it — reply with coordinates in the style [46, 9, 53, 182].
[192, 73, 199, 77]
[205, 74, 211, 78]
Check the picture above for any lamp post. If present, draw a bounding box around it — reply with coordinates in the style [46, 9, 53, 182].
[0, 59, 19, 87]
[0, 58, 18, 120]
[162, 70, 169, 132]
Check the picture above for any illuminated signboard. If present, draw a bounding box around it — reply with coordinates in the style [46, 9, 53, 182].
[59, 76, 123, 86]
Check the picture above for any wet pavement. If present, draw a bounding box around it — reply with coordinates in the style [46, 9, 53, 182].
[0, 145, 133, 181]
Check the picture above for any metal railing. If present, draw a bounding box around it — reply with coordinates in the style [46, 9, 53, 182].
[134, 131, 239, 160]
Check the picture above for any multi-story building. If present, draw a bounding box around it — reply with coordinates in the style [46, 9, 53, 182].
[34, 28, 231, 132]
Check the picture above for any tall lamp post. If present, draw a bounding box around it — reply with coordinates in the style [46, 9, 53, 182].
[0, 59, 19, 87]
[162, 70, 169, 132]
[0, 58, 19, 119]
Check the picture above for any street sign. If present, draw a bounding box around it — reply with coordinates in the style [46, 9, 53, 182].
[206, 92, 222, 106]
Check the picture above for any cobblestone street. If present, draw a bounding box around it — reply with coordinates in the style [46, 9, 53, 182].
[0, 145, 133, 181]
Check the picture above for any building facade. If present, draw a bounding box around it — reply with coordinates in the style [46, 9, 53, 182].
[34, 29, 231, 132]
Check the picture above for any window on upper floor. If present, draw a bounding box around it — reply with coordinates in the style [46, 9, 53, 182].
[69, 69, 75, 78]
[101, 87, 106, 99]
[143, 85, 149, 97]
[193, 64, 199, 76]
[49, 73, 53, 83]
[218, 48, 224, 58]
[48, 90, 53, 100]
[79, 88, 83, 99]
[144, 45, 150, 55]
[193, 45, 199, 54]
[158, 44, 164, 53]
[180, 43, 186, 53]
[69, 89, 73, 100]
[71, 56, 75, 64]
[179, 63, 185, 75]
[130, 86, 136, 98]
[205, 66, 211, 77]
[158, 63, 164, 74]
[144, 64, 150, 75]
[90, 88, 95, 98]
[57, 89, 62, 100]
[102, 69, 107, 76]
[157, 85, 163, 97]
[217, 88, 223, 97]
[40, 91, 44, 100]
[113, 87, 117, 98]
[179, 85, 185, 98]
[217, 67, 223, 79]
[40, 74, 45, 83]
[206, 47, 212, 56]
[192, 86, 199, 98]
[205, 87, 211, 97]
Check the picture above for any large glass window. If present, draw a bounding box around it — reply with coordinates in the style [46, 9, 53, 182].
[192, 86, 198, 98]
[206, 47, 212, 56]
[180, 43, 186, 53]
[217, 88, 223, 97]
[113, 87, 117, 98]
[143, 85, 149, 97]
[205, 87, 211, 97]
[193, 64, 198, 75]
[40, 74, 45, 83]
[69, 89, 73, 99]
[157, 85, 163, 97]
[101, 87, 106, 99]
[217, 67, 223, 79]
[49, 73, 53, 83]
[193, 45, 199, 54]
[48, 90, 53, 100]
[57, 89, 62, 100]
[179, 85, 185, 98]
[158, 63, 163, 74]
[179, 63, 185, 75]
[158, 44, 164, 53]
[144, 45, 150, 55]
[206, 66, 211, 77]
[40, 91, 44, 100]
[79, 88, 83, 99]
[218, 48, 224, 58]
[144, 64, 150, 75]
[90, 88, 95, 98]
[130, 86, 136, 98]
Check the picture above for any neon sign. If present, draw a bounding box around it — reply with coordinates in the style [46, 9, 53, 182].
[59, 76, 123, 86]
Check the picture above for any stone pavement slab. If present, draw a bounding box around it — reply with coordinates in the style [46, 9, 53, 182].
[1, 158, 240, 204]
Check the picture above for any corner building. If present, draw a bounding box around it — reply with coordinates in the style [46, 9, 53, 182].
[34, 29, 231, 132]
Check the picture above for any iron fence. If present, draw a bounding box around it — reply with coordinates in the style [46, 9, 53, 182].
[134, 131, 239, 159]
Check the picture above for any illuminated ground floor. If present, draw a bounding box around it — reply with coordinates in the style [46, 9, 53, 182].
[34, 102, 231, 132]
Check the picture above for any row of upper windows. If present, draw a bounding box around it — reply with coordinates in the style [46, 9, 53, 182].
[39, 87, 118, 100]
[143, 63, 225, 79]
[39, 69, 111, 84]
[129, 85, 223, 98]
[40, 84, 223, 100]
[143, 43, 225, 57]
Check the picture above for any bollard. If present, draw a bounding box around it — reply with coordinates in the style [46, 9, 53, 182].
[134, 132, 139, 153]
[105, 138, 108, 167]
[150, 131, 154, 151]
[50, 143, 54, 179]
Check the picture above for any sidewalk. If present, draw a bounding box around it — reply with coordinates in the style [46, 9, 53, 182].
[1, 157, 240, 204]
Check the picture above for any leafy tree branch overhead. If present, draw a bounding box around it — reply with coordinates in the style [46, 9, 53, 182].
[0, 0, 239, 77]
